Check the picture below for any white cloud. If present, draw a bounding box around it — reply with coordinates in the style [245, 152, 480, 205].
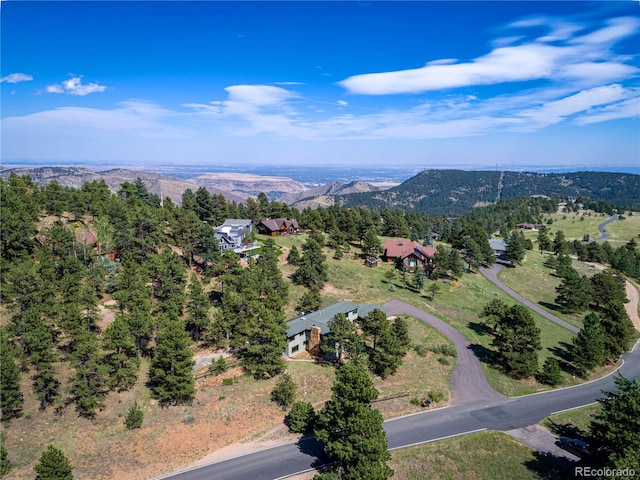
[574, 97, 640, 125]
[515, 84, 636, 129]
[337, 100, 348, 106]
[46, 76, 108, 96]
[0, 73, 33, 83]
[338, 16, 639, 96]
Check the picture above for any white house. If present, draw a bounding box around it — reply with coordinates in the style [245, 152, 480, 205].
[214, 219, 253, 251]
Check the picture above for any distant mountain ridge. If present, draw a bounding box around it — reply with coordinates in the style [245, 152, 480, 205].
[335, 170, 640, 216]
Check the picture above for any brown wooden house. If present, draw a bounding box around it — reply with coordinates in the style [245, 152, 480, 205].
[383, 240, 437, 274]
[258, 218, 300, 236]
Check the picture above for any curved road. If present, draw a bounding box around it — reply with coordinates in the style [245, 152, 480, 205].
[590, 214, 619, 242]
[480, 264, 579, 334]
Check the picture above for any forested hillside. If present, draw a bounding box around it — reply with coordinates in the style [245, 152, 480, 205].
[337, 170, 640, 216]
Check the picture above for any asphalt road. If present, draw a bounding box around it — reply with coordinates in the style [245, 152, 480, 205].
[160, 340, 640, 480]
[590, 214, 619, 242]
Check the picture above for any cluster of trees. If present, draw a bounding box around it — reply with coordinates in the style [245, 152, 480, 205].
[322, 309, 411, 379]
[480, 300, 542, 379]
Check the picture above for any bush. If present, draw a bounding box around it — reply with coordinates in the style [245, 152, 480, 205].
[271, 373, 297, 409]
[222, 378, 233, 386]
[428, 390, 445, 403]
[414, 344, 430, 357]
[285, 401, 317, 433]
[431, 344, 457, 358]
[209, 357, 228, 376]
[437, 357, 450, 365]
[124, 402, 144, 430]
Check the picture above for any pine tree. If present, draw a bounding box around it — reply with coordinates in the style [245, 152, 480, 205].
[412, 269, 426, 292]
[286, 401, 317, 433]
[34, 445, 73, 480]
[571, 312, 606, 376]
[362, 229, 383, 258]
[600, 303, 635, 361]
[124, 401, 144, 430]
[505, 232, 526, 265]
[149, 319, 195, 406]
[537, 357, 562, 386]
[0, 442, 10, 476]
[294, 236, 328, 290]
[555, 270, 592, 313]
[322, 313, 360, 362]
[553, 230, 569, 256]
[68, 331, 107, 418]
[491, 304, 541, 378]
[296, 287, 322, 314]
[0, 328, 23, 421]
[314, 362, 393, 480]
[271, 373, 297, 409]
[287, 245, 301, 266]
[589, 375, 640, 472]
[185, 274, 211, 342]
[102, 316, 140, 392]
[358, 308, 390, 352]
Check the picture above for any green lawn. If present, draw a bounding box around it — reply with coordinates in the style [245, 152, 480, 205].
[542, 403, 601, 440]
[268, 233, 581, 397]
[390, 430, 566, 480]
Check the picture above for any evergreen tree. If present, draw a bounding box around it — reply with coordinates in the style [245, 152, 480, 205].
[589, 375, 640, 472]
[537, 357, 562, 386]
[34, 445, 73, 480]
[0, 328, 23, 421]
[124, 401, 144, 430]
[287, 245, 301, 266]
[296, 287, 322, 315]
[185, 274, 211, 342]
[571, 312, 607, 376]
[553, 230, 569, 256]
[555, 270, 592, 313]
[600, 303, 635, 361]
[589, 271, 628, 312]
[149, 319, 195, 406]
[294, 236, 328, 290]
[412, 268, 426, 292]
[286, 401, 317, 433]
[369, 332, 404, 379]
[358, 308, 390, 352]
[271, 373, 297, 409]
[102, 317, 140, 392]
[537, 226, 552, 253]
[362, 229, 383, 258]
[505, 232, 526, 265]
[0, 442, 10, 476]
[314, 362, 393, 480]
[490, 304, 541, 378]
[68, 331, 107, 418]
[322, 313, 361, 362]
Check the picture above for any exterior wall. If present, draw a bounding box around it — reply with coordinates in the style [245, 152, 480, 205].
[308, 326, 321, 356]
[287, 331, 308, 357]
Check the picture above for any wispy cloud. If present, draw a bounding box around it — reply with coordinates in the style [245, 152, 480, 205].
[0, 73, 33, 83]
[338, 16, 640, 95]
[46, 76, 108, 96]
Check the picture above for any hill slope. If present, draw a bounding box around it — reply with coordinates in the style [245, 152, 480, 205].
[335, 170, 640, 216]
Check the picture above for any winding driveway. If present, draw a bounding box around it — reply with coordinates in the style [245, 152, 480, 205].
[383, 299, 504, 405]
[590, 214, 619, 242]
[480, 263, 579, 334]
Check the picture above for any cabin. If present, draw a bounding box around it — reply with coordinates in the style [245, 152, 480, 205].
[383, 240, 437, 274]
[285, 302, 382, 358]
[489, 238, 508, 259]
[257, 218, 299, 236]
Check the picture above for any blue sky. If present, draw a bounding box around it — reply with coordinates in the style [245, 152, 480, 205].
[1, 1, 639, 172]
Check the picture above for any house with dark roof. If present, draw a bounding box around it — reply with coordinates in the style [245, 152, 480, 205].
[285, 302, 382, 357]
[489, 238, 508, 259]
[257, 218, 300, 236]
[515, 223, 543, 231]
[383, 240, 437, 273]
[214, 219, 253, 251]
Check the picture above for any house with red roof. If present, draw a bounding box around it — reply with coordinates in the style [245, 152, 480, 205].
[383, 239, 437, 274]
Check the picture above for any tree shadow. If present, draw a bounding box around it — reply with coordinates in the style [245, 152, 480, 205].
[468, 343, 498, 367]
[468, 321, 493, 337]
[524, 450, 580, 480]
[539, 301, 563, 313]
[295, 436, 332, 470]
[544, 419, 589, 440]
[547, 343, 581, 376]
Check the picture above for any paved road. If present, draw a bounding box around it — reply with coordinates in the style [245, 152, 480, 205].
[160, 339, 640, 480]
[590, 214, 619, 242]
[480, 263, 579, 334]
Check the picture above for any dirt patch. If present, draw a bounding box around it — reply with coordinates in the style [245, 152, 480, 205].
[97, 299, 117, 331]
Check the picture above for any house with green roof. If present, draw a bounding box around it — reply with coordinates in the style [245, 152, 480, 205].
[285, 301, 383, 357]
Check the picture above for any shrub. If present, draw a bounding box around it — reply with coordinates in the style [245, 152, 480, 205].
[209, 357, 228, 376]
[222, 378, 233, 386]
[414, 344, 430, 357]
[437, 357, 450, 365]
[124, 402, 144, 430]
[271, 373, 297, 409]
[428, 390, 445, 403]
[34, 445, 73, 480]
[285, 401, 318, 433]
[431, 344, 457, 358]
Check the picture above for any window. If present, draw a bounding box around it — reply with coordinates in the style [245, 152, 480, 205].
[292, 345, 299, 353]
